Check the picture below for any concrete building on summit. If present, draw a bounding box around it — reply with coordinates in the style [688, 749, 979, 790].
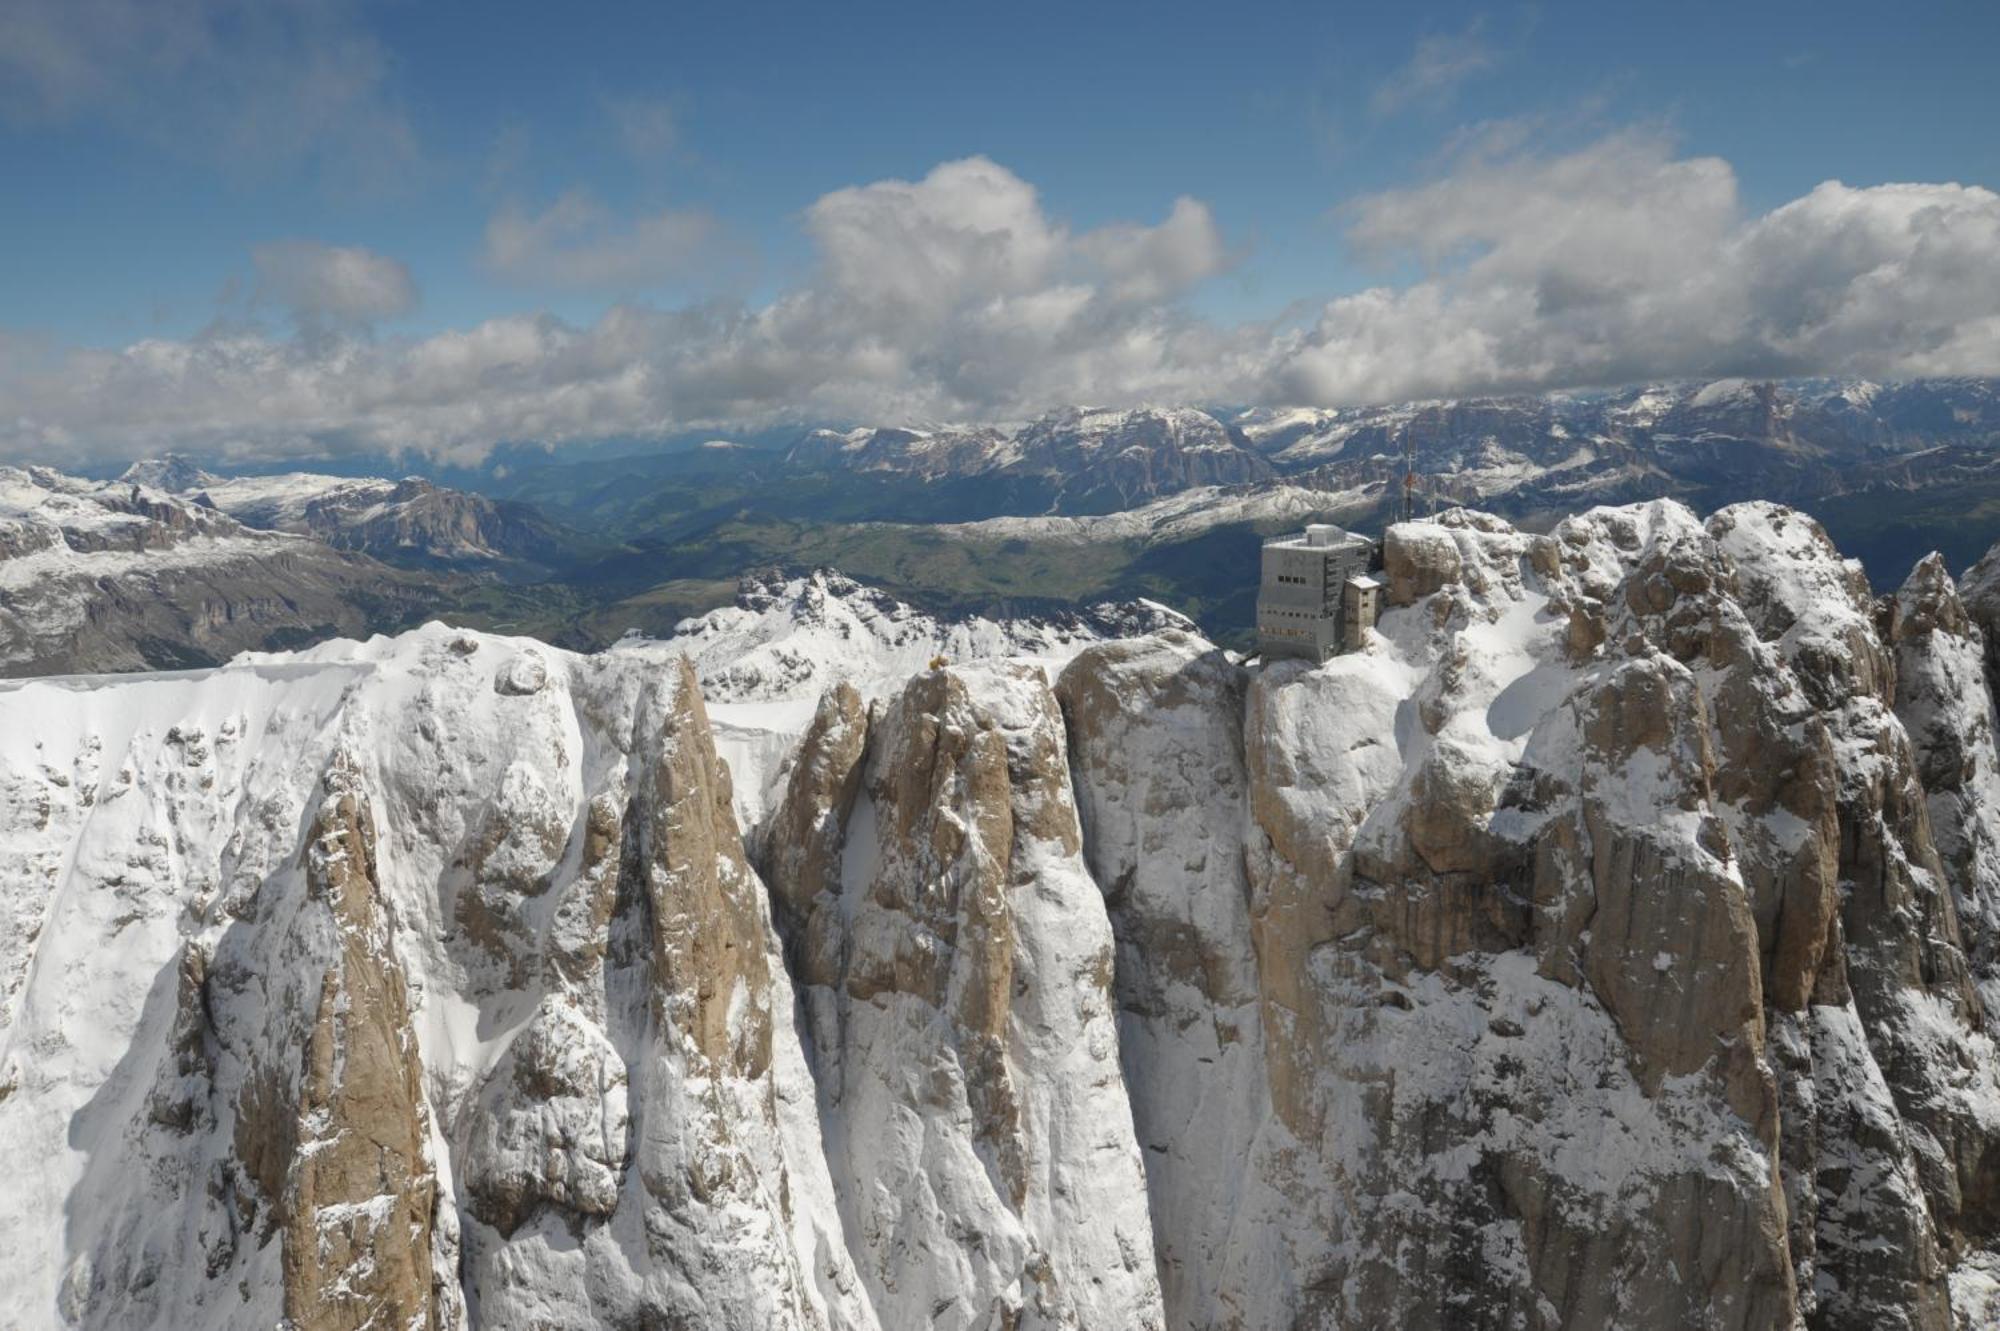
[1256, 523, 1381, 662]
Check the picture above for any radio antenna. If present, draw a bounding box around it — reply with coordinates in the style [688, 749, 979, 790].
[1401, 432, 1416, 523]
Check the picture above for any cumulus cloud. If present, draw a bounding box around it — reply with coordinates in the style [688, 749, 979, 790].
[0, 0, 415, 181]
[484, 190, 717, 289]
[0, 158, 1252, 465]
[1272, 131, 2000, 402]
[2, 143, 1998, 466]
[1734, 181, 2000, 377]
[253, 241, 416, 331]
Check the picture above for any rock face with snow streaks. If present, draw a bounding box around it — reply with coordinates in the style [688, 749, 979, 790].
[1051, 499, 2000, 1328]
[0, 630, 875, 1330]
[1054, 630, 1265, 1328]
[0, 465, 446, 676]
[122, 458, 576, 577]
[10, 514, 2000, 1329]
[763, 661, 1165, 1330]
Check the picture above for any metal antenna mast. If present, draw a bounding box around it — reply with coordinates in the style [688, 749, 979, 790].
[1401, 433, 1417, 523]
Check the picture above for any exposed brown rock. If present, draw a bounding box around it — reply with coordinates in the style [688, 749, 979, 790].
[760, 679, 869, 983]
[1383, 521, 1464, 606]
[849, 668, 1023, 1196]
[627, 657, 772, 1077]
[281, 774, 440, 1331]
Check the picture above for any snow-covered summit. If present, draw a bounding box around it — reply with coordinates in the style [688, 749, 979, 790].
[116, 454, 216, 494]
[661, 566, 1192, 707]
[654, 567, 1193, 834]
[1018, 404, 1242, 456]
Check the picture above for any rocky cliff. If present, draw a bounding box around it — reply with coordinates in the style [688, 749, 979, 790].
[0, 466, 448, 676]
[120, 460, 578, 579]
[6, 498, 2000, 1328]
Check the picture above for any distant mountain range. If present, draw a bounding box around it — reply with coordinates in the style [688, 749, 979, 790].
[121, 458, 582, 578]
[0, 466, 449, 675]
[786, 405, 1273, 509]
[13, 377, 2000, 669]
[758, 378, 2000, 601]
[782, 379, 2000, 525]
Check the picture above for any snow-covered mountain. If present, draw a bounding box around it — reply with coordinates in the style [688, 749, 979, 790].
[659, 567, 1192, 835]
[1230, 377, 2000, 518]
[786, 405, 1273, 507]
[1233, 378, 2000, 468]
[784, 422, 1017, 479]
[1008, 405, 1274, 504]
[772, 381, 2000, 532]
[0, 466, 446, 676]
[9, 498, 2000, 1327]
[928, 478, 1373, 547]
[671, 566, 1191, 705]
[122, 458, 575, 576]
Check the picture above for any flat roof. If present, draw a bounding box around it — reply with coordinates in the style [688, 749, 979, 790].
[1346, 574, 1382, 589]
[1263, 529, 1373, 550]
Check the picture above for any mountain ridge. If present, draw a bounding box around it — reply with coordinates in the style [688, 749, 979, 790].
[8, 497, 2000, 1326]
[0, 465, 450, 676]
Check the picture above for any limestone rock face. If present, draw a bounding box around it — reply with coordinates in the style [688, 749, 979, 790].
[1712, 504, 2000, 1329]
[1891, 554, 2000, 1024]
[13, 506, 2000, 1331]
[278, 775, 443, 1331]
[453, 656, 862, 1331]
[1058, 501, 2000, 1330]
[762, 679, 870, 968]
[1199, 506, 1793, 1330]
[1055, 630, 1265, 1330]
[0, 629, 872, 1331]
[1382, 519, 1463, 606]
[764, 662, 1166, 1331]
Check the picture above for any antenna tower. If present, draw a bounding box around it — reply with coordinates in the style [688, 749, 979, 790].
[1401, 433, 1417, 522]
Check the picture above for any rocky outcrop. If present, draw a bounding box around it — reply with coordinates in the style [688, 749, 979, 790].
[454, 655, 863, 1330]
[761, 679, 869, 961]
[274, 771, 442, 1331]
[0, 465, 448, 675]
[3, 630, 875, 1330]
[1058, 501, 2000, 1328]
[1055, 631, 1264, 1329]
[13, 497, 2000, 1330]
[764, 662, 1165, 1330]
[122, 459, 578, 578]
[1894, 554, 2000, 1023]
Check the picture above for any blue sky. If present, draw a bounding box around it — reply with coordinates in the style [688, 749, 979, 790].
[2, 0, 1998, 463]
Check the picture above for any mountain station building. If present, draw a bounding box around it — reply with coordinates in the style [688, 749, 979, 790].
[1256, 523, 1381, 662]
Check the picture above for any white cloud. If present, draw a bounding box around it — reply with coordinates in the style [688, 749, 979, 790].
[2, 144, 1998, 467]
[484, 190, 716, 290]
[1081, 196, 1229, 306]
[801, 157, 1069, 319]
[0, 0, 415, 182]
[253, 241, 416, 331]
[1370, 22, 1498, 117]
[1734, 180, 2000, 377]
[1273, 132, 2000, 401]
